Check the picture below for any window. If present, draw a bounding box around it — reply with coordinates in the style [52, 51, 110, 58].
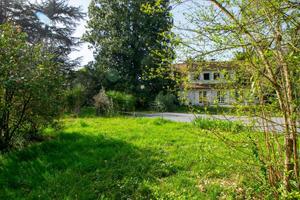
[203, 73, 210, 80]
[213, 72, 220, 80]
[199, 91, 207, 104]
[217, 91, 225, 104]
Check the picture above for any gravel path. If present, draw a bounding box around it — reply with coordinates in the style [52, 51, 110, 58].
[134, 112, 299, 133]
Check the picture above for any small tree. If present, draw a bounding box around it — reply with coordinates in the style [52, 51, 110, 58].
[0, 24, 64, 151]
[173, 0, 299, 195]
[93, 88, 113, 116]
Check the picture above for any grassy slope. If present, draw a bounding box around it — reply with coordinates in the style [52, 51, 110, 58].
[0, 117, 266, 199]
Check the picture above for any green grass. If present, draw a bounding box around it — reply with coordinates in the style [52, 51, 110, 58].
[0, 117, 269, 199]
[193, 117, 252, 133]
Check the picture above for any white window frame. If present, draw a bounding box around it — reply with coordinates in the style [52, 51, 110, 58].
[199, 90, 207, 104]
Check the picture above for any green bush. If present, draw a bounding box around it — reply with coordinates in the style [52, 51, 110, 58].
[153, 92, 177, 112]
[0, 24, 64, 151]
[65, 84, 86, 114]
[106, 91, 136, 112]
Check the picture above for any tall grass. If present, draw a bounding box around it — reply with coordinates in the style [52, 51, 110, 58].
[0, 117, 270, 199]
[193, 117, 252, 133]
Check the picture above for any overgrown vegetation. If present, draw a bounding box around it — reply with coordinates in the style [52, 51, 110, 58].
[0, 117, 279, 199]
[193, 117, 251, 133]
[65, 84, 86, 114]
[92, 89, 136, 116]
[152, 91, 177, 112]
[171, 0, 300, 195]
[107, 91, 136, 112]
[0, 0, 299, 198]
[83, 0, 179, 107]
[0, 0, 84, 151]
[93, 89, 113, 116]
[0, 24, 64, 151]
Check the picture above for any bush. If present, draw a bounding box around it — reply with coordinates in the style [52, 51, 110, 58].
[106, 91, 136, 112]
[0, 24, 64, 151]
[65, 84, 86, 114]
[93, 89, 113, 116]
[153, 92, 177, 112]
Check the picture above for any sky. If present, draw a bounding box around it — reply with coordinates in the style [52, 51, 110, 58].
[32, 0, 191, 66]
[67, 0, 93, 66]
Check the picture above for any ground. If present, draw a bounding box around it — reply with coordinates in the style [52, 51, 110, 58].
[136, 112, 289, 132]
[0, 117, 268, 199]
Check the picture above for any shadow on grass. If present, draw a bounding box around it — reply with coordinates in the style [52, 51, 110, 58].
[0, 132, 178, 199]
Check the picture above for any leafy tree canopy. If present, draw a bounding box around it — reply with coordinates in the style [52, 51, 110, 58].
[84, 0, 178, 105]
[0, 0, 85, 72]
[0, 23, 64, 150]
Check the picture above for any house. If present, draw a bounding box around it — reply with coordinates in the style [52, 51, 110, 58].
[174, 61, 243, 106]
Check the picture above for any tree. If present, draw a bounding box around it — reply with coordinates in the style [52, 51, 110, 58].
[174, 0, 299, 195]
[0, 0, 85, 73]
[0, 24, 64, 151]
[85, 0, 177, 105]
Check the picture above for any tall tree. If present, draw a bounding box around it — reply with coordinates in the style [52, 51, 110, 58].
[85, 0, 176, 105]
[0, 0, 85, 72]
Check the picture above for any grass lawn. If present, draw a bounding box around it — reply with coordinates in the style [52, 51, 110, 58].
[0, 117, 269, 199]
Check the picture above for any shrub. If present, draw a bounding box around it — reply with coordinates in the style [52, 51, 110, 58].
[93, 89, 113, 116]
[106, 91, 136, 112]
[65, 84, 86, 114]
[153, 92, 177, 112]
[0, 24, 64, 151]
[78, 107, 97, 118]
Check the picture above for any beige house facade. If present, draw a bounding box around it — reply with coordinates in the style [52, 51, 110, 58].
[175, 62, 240, 106]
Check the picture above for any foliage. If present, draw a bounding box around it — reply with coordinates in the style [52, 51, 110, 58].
[65, 84, 86, 114]
[193, 117, 251, 133]
[153, 91, 177, 112]
[72, 63, 122, 106]
[0, 24, 64, 151]
[75, 107, 97, 118]
[174, 0, 300, 194]
[0, 117, 274, 199]
[0, 0, 85, 73]
[84, 0, 178, 105]
[93, 89, 113, 116]
[106, 91, 136, 112]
